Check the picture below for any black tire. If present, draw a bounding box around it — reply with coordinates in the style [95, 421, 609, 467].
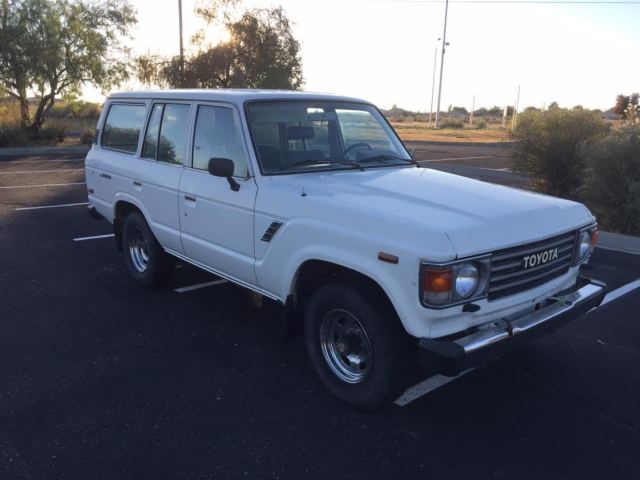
[304, 281, 411, 410]
[121, 211, 169, 288]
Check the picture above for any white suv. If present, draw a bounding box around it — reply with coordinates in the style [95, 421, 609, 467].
[86, 89, 605, 409]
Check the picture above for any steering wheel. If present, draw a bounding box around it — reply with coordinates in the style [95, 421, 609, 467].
[344, 143, 372, 157]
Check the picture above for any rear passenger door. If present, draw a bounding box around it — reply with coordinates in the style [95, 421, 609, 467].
[96, 102, 148, 216]
[178, 103, 258, 285]
[127, 102, 192, 253]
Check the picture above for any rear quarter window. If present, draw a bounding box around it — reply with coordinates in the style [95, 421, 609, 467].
[101, 103, 147, 153]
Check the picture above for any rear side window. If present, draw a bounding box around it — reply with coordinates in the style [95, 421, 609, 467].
[101, 103, 146, 153]
[141, 103, 190, 165]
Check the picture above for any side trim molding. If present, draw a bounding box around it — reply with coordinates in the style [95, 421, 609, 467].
[164, 248, 283, 303]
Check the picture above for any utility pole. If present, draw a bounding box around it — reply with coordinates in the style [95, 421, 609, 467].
[511, 85, 521, 131]
[434, 0, 449, 129]
[178, 0, 185, 87]
[428, 47, 437, 127]
[469, 94, 475, 128]
[502, 106, 507, 129]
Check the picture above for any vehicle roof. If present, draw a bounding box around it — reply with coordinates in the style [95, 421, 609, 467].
[108, 89, 372, 105]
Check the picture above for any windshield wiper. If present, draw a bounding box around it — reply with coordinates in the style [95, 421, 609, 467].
[358, 155, 421, 167]
[279, 159, 365, 172]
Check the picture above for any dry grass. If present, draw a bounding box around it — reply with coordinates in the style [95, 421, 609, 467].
[391, 121, 513, 143]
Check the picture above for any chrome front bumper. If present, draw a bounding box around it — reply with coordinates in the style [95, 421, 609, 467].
[418, 277, 606, 376]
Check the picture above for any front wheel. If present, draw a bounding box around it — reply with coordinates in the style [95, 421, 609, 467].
[304, 282, 409, 410]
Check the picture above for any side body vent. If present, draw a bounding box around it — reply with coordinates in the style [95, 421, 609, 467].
[261, 221, 283, 242]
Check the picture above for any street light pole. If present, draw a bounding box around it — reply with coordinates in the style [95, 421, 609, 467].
[428, 47, 437, 127]
[434, 0, 449, 129]
[511, 85, 521, 131]
[178, 0, 185, 87]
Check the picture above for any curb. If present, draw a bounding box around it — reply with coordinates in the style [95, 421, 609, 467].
[0, 146, 91, 157]
[597, 231, 640, 256]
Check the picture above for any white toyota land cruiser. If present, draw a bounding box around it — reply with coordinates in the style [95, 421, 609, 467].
[86, 89, 605, 409]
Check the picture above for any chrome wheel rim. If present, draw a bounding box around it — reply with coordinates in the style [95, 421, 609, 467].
[129, 228, 150, 273]
[320, 309, 372, 384]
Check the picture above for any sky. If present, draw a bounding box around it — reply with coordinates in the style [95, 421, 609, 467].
[83, 0, 640, 112]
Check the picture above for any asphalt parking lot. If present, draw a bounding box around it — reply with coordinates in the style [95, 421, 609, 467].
[1, 154, 639, 479]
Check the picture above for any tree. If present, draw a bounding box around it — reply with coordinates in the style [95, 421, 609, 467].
[0, 0, 136, 129]
[137, 4, 303, 91]
[613, 93, 639, 116]
[548, 101, 559, 110]
[614, 94, 630, 115]
[511, 108, 609, 198]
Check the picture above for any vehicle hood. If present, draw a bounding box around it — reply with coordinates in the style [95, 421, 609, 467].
[272, 167, 594, 258]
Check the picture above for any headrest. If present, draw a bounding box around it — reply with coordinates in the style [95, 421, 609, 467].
[287, 125, 315, 141]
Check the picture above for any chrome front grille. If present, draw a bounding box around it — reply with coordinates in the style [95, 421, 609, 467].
[488, 231, 577, 300]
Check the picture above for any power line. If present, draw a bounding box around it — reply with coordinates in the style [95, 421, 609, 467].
[354, 0, 640, 4]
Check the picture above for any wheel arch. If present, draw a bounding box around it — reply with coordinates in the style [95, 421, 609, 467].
[113, 197, 151, 252]
[288, 259, 400, 322]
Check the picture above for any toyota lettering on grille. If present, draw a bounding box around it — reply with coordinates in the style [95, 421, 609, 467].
[523, 248, 559, 269]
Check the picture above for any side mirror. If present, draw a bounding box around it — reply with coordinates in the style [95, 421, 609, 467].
[208, 158, 240, 192]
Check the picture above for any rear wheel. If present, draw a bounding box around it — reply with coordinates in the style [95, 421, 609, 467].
[122, 211, 169, 288]
[304, 282, 410, 410]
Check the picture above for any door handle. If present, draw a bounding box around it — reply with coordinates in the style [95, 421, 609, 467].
[99, 173, 111, 180]
[133, 180, 142, 187]
[184, 194, 196, 202]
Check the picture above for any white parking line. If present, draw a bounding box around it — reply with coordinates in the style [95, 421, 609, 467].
[395, 277, 640, 407]
[0, 158, 85, 164]
[73, 233, 114, 242]
[395, 369, 474, 407]
[15, 202, 90, 211]
[174, 279, 227, 293]
[0, 182, 85, 189]
[0, 169, 83, 175]
[596, 244, 640, 256]
[600, 278, 640, 306]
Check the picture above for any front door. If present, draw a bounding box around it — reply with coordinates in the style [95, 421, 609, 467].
[179, 104, 258, 285]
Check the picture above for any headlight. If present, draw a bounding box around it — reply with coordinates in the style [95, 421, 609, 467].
[421, 258, 489, 308]
[455, 263, 479, 298]
[573, 225, 598, 265]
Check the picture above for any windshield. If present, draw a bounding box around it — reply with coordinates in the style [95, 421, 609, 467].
[246, 101, 412, 174]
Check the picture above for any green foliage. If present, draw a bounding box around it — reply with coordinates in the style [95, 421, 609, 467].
[582, 126, 640, 235]
[48, 100, 102, 119]
[439, 118, 465, 129]
[511, 108, 609, 198]
[0, 122, 29, 147]
[80, 127, 96, 144]
[614, 93, 639, 116]
[474, 119, 487, 130]
[35, 121, 65, 142]
[451, 106, 468, 115]
[0, 0, 136, 129]
[137, 5, 303, 90]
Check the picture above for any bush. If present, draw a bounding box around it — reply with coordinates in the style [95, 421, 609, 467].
[0, 123, 29, 147]
[511, 108, 609, 198]
[48, 100, 102, 120]
[474, 119, 488, 130]
[37, 123, 66, 142]
[582, 125, 640, 235]
[81, 128, 96, 145]
[439, 118, 465, 129]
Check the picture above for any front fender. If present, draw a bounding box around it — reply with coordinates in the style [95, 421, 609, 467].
[254, 217, 451, 337]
